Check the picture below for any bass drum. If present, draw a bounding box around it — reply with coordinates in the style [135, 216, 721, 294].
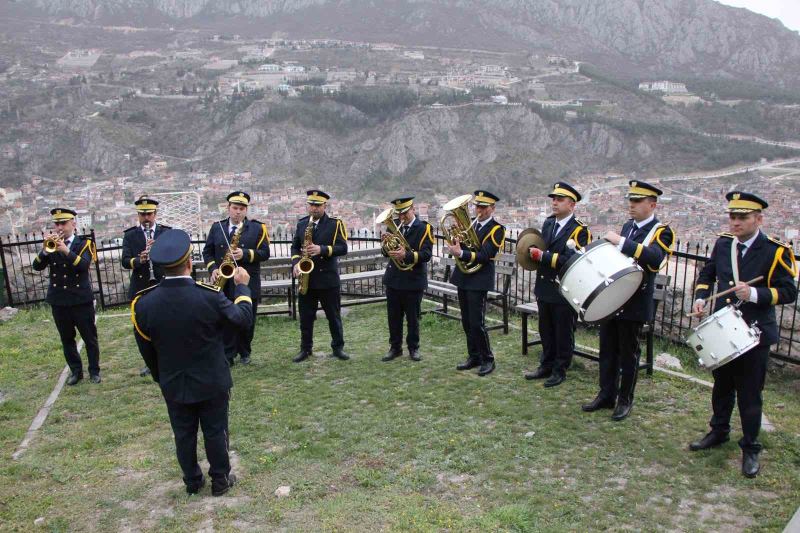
[557, 240, 643, 324]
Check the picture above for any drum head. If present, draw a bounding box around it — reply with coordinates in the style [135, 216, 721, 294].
[581, 267, 643, 323]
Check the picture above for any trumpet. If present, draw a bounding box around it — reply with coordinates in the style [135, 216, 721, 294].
[439, 194, 483, 274]
[44, 231, 63, 253]
[297, 221, 315, 295]
[376, 207, 413, 271]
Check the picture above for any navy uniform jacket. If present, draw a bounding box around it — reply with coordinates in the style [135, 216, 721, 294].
[535, 215, 591, 304]
[132, 278, 253, 403]
[449, 218, 506, 292]
[291, 213, 348, 290]
[121, 223, 171, 299]
[382, 218, 435, 291]
[202, 218, 271, 300]
[695, 232, 797, 346]
[616, 218, 674, 322]
[32, 235, 95, 306]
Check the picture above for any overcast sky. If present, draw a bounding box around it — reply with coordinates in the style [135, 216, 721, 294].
[716, 0, 800, 32]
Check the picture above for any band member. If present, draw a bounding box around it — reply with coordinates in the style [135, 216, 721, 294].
[381, 197, 434, 362]
[122, 196, 170, 377]
[525, 183, 591, 387]
[32, 208, 100, 385]
[689, 192, 797, 478]
[447, 191, 506, 376]
[291, 190, 349, 362]
[203, 191, 270, 365]
[133, 229, 252, 496]
[582, 181, 674, 420]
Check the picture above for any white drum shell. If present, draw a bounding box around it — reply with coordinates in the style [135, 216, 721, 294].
[686, 305, 761, 370]
[558, 241, 644, 323]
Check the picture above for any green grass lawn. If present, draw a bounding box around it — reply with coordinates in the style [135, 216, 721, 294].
[1, 301, 799, 532]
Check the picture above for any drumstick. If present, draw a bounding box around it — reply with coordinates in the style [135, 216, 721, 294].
[686, 276, 764, 317]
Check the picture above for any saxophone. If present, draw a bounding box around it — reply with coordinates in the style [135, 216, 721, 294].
[215, 224, 243, 289]
[296, 221, 315, 295]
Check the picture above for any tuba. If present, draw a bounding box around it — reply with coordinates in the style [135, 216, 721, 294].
[296, 220, 315, 295]
[376, 207, 413, 272]
[215, 223, 243, 289]
[439, 194, 483, 274]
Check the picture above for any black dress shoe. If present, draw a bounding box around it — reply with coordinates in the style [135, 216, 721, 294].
[240, 356, 251, 365]
[139, 367, 151, 377]
[381, 349, 403, 362]
[332, 349, 350, 360]
[211, 473, 237, 497]
[611, 401, 633, 421]
[581, 395, 614, 412]
[742, 451, 760, 478]
[689, 431, 730, 452]
[186, 476, 206, 495]
[408, 349, 422, 361]
[524, 367, 551, 380]
[543, 372, 566, 388]
[477, 360, 496, 376]
[293, 350, 311, 363]
[66, 374, 83, 386]
[89, 375, 101, 384]
[456, 358, 480, 371]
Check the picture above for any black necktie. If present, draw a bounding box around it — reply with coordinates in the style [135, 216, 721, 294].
[737, 242, 746, 261]
[401, 225, 409, 237]
[230, 225, 237, 236]
[628, 224, 638, 240]
[146, 229, 153, 240]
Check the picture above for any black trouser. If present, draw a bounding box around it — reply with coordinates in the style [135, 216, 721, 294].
[386, 287, 423, 351]
[457, 289, 492, 362]
[164, 390, 231, 485]
[299, 287, 344, 352]
[51, 302, 100, 377]
[537, 300, 577, 374]
[598, 318, 643, 404]
[709, 343, 769, 453]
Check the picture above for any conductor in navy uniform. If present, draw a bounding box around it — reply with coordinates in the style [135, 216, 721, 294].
[121, 195, 170, 377]
[132, 229, 253, 496]
[202, 191, 271, 365]
[689, 192, 797, 478]
[290, 190, 349, 362]
[581, 181, 674, 421]
[525, 183, 591, 387]
[32, 207, 101, 386]
[447, 190, 506, 376]
[380, 197, 435, 362]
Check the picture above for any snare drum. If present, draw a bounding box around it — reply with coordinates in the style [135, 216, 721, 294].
[686, 305, 760, 370]
[557, 240, 644, 323]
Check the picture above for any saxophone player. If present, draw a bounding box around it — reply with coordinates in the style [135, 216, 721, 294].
[203, 191, 271, 366]
[446, 191, 506, 376]
[380, 197, 434, 362]
[290, 190, 349, 363]
[122, 196, 170, 376]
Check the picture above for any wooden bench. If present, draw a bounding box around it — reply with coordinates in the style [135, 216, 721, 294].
[336, 247, 387, 307]
[425, 252, 516, 334]
[519, 273, 671, 375]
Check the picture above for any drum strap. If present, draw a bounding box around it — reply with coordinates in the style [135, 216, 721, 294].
[730, 239, 740, 284]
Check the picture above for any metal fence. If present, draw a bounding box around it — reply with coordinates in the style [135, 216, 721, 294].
[1, 230, 798, 362]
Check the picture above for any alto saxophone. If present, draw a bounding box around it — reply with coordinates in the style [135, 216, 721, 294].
[297, 221, 315, 295]
[215, 224, 243, 289]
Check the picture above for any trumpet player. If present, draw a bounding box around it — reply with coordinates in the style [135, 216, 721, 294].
[525, 183, 590, 388]
[203, 191, 270, 366]
[32, 208, 101, 386]
[380, 197, 434, 362]
[447, 191, 506, 376]
[290, 190, 349, 363]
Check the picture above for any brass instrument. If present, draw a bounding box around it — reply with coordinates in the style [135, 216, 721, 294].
[297, 221, 316, 295]
[44, 231, 63, 253]
[439, 194, 483, 274]
[215, 223, 243, 289]
[143, 222, 156, 281]
[376, 207, 413, 272]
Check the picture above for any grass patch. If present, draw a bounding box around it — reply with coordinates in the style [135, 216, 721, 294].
[0, 301, 798, 531]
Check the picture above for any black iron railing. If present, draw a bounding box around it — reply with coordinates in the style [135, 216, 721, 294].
[1, 230, 797, 362]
